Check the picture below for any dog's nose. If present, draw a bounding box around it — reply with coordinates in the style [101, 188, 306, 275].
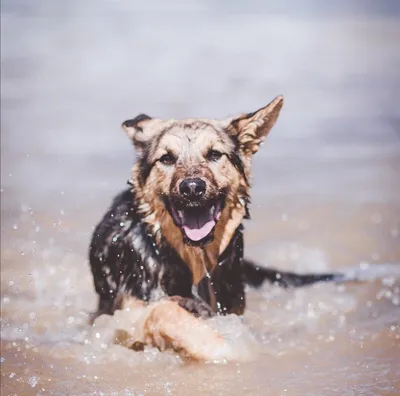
[179, 178, 206, 200]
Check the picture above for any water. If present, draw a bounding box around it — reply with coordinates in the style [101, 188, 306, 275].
[1, 1, 400, 395]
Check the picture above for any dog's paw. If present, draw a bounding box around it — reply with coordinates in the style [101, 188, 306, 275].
[169, 296, 214, 319]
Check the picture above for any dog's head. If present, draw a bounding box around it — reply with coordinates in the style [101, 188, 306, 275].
[123, 96, 283, 247]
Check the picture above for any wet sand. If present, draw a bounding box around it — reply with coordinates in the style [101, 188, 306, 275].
[1, 1, 400, 395]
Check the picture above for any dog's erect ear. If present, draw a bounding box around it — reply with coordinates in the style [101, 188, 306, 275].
[228, 95, 284, 155]
[122, 114, 157, 149]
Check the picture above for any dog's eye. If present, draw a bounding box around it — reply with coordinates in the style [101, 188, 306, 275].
[159, 153, 176, 165]
[206, 149, 223, 161]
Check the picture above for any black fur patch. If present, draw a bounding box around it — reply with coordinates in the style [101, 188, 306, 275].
[227, 151, 248, 186]
[137, 145, 154, 185]
[122, 114, 152, 131]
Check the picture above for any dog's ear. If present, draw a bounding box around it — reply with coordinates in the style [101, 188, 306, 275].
[122, 114, 158, 150]
[228, 95, 284, 156]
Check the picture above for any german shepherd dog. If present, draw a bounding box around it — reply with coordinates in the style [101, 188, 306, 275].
[89, 96, 341, 322]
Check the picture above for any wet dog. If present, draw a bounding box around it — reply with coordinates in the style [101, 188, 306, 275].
[89, 95, 341, 324]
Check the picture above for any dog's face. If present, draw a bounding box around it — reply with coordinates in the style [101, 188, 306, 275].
[123, 96, 283, 246]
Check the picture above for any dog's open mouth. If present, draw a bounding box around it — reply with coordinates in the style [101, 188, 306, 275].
[169, 198, 223, 243]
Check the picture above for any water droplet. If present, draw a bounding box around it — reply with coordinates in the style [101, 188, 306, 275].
[29, 376, 39, 388]
[95, 332, 100, 339]
[164, 382, 174, 395]
[0, 357, 5, 363]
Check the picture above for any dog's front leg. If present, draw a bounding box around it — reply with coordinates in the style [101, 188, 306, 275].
[168, 296, 214, 319]
[103, 295, 244, 361]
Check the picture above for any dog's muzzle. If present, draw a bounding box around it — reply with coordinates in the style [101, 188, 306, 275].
[167, 179, 224, 245]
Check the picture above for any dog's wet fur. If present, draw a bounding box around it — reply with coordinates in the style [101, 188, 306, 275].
[89, 96, 343, 319]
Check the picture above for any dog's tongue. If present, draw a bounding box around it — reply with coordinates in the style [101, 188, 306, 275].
[181, 208, 216, 242]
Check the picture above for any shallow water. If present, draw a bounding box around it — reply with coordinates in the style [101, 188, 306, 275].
[1, 1, 400, 395]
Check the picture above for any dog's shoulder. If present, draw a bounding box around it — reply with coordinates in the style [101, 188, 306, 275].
[90, 188, 138, 251]
[109, 188, 137, 218]
[99, 187, 136, 222]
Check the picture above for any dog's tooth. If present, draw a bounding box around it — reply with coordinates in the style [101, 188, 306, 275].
[178, 210, 184, 219]
[210, 205, 215, 214]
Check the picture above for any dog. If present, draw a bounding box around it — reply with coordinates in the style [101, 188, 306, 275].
[89, 95, 342, 324]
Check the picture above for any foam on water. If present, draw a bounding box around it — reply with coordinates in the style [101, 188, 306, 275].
[2, 246, 399, 366]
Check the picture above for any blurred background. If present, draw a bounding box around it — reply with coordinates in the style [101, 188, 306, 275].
[1, 0, 400, 395]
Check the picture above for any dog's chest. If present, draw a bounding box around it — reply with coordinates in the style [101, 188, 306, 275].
[125, 223, 193, 299]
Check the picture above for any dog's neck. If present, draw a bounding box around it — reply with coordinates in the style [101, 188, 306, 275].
[132, 177, 246, 284]
[157, 201, 246, 284]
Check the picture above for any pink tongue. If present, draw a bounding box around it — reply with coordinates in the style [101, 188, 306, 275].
[183, 220, 216, 241]
[181, 208, 216, 241]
